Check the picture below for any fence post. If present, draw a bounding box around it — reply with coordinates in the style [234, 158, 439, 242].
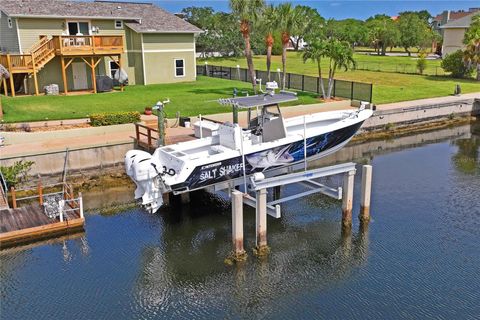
[333, 79, 336, 97]
[369, 84, 373, 103]
[301, 75, 305, 91]
[244, 68, 247, 82]
[229, 67, 232, 80]
[350, 81, 354, 101]
[255, 69, 258, 81]
[288, 73, 291, 89]
[316, 77, 320, 94]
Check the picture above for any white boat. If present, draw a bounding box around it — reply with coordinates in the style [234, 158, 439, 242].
[125, 85, 373, 212]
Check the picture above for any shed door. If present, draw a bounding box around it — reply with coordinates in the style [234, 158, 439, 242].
[72, 62, 88, 90]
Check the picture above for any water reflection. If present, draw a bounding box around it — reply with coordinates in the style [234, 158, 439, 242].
[452, 121, 480, 175]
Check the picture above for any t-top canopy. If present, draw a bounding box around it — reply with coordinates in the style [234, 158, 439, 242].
[218, 91, 298, 109]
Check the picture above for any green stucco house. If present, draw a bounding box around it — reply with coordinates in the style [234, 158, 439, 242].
[0, 0, 202, 96]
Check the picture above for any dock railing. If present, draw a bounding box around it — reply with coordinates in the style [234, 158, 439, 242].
[135, 123, 158, 150]
[9, 182, 83, 221]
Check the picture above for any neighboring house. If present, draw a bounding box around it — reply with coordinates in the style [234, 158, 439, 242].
[440, 12, 479, 56]
[0, 0, 201, 96]
[432, 8, 479, 37]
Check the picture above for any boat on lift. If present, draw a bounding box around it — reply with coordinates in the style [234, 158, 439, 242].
[125, 82, 373, 212]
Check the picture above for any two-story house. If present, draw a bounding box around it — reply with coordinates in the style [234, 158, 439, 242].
[0, 0, 201, 96]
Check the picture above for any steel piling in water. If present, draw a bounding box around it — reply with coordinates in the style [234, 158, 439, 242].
[255, 189, 269, 255]
[231, 190, 246, 261]
[341, 170, 355, 228]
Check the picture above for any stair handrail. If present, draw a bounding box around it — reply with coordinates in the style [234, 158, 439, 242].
[31, 38, 56, 68]
[28, 36, 49, 53]
[0, 171, 8, 196]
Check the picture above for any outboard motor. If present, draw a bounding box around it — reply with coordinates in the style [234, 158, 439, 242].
[124, 150, 165, 213]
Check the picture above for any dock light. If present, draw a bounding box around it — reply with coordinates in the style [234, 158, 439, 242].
[277, 68, 281, 72]
[236, 65, 240, 68]
[205, 61, 208, 65]
[252, 172, 265, 182]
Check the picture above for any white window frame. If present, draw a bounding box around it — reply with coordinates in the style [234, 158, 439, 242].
[174, 58, 185, 78]
[108, 59, 120, 79]
[8, 17, 13, 28]
[115, 20, 123, 29]
[65, 20, 92, 35]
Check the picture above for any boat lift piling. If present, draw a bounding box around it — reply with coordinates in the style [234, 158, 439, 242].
[227, 162, 373, 261]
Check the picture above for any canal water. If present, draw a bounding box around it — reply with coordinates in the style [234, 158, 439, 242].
[1, 122, 479, 319]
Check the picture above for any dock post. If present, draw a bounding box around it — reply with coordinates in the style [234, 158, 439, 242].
[360, 165, 372, 223]
[11, 187, 17, 209]
[38, 181, 43, 205]
[79, 192, 84, 219]
[231, 190, 246, 261]
[342, 169, 355, 229]
[254, 188, 270, 256]
[59, 200, 64, 222]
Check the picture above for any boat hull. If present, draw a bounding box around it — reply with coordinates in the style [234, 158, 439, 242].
[171, 120, 364, 192]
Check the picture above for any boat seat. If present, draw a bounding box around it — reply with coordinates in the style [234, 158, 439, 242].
[218, 122, 242, 150]
[262, 116, 287, 142]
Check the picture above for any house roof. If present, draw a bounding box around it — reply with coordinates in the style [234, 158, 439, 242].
[433, 11, 474, 22]
[441, 12, 479, 29]
[0, 0, 202, 34]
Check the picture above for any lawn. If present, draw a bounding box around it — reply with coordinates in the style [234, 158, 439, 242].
[1, 77, 320, 123]
[199, 52, 480, 104]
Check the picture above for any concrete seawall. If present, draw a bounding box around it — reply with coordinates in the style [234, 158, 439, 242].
[363, 98, 480, 131]
[1, 142, 133, 176]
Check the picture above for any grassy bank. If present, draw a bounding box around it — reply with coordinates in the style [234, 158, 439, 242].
[1, 77, 320, 123]
[199, 52, 479, 104]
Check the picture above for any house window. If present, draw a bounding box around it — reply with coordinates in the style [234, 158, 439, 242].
[109, 60, 119, 78]
[174, 59, 185, 77]
[8, 17, 13, 28]
[115, 20, 123, 29]
[67, 21, 90, 35]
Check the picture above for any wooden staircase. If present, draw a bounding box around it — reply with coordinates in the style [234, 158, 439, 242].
[29, 37, 56, 72]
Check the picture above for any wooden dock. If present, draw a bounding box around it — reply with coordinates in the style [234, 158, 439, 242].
[0, 183, 85, 248]
[135, 121, 196, 152]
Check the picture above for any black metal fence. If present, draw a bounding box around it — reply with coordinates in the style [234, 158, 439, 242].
[197, 65, 373, 102]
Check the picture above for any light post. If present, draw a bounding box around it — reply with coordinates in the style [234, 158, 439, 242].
[153, 99, 170, 147]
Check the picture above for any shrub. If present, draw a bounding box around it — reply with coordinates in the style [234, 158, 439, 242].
[441, 50, 473, 78]
[416, 51, 427, 74]
[90, 111, 141, 126]
[0, 160, 34, 188]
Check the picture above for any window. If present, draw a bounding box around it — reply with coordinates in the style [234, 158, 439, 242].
[174, 59, 185, 77]
[8, 17, 12, 28]
[115, 20, 123, 29]
[109, 60, 119, 78]
[67, 21, 90, 35]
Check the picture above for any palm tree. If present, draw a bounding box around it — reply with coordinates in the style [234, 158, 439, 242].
[262, 4, 276, 81]
[302, 40, 327, 98]
[463, 14, 480, 81]
[230, 0, 265, 93]
[276, 3, 298, 90]
[325, 39, 356, 98]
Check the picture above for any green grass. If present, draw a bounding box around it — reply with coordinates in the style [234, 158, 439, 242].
[1, 77, 320, 123]
[199, 52, 479, 104]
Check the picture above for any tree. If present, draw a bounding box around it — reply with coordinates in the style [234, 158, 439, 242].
[261, 4, 277, 81]
[463, 14, 480, 81]
[398, 10, 432, 24]
[325, 19, 368, 49]
[302, 39, 328, 98]
[416, 50, 428, 74]
[366, 15, 400, 55]
[230, 0, 265, 93]
[289, 5, 324, 51]
[441, 50, 473, 78]
[276, 3, 299, 90]
[398, 13, 429, 56]
[302, 38, 356, 99]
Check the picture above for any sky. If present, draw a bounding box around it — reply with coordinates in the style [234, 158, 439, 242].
[150, 0, 480, 20]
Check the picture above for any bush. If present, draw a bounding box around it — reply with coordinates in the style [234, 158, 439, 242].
[0, 160, 34, 188]
[90, 111, 141, 126]
[416, 51, 427, 74]
[441, 50, 472, 78]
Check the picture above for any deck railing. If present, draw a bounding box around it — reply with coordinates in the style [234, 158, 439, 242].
[135, 123, 158, 150]
[52, 35, 124, 55]
[9, 182, 84, 221]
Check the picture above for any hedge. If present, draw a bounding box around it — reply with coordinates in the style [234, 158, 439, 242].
[90, 111, 141, 126]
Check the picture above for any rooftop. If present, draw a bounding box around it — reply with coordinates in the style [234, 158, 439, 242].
[441, 12, 479, 29]
[0, 0, 202, 33]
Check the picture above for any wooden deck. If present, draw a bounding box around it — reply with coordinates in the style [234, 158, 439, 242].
[135, 122, 196, 152]
[0, 204, 84, 248]
[0, 183, 85, 248]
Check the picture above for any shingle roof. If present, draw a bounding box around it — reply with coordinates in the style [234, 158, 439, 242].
[441, 12, 479, 29]
[0, 0, 202, 33]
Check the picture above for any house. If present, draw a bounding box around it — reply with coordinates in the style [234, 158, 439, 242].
[432, 8, 479, 36]
[0, 0, 202, 96]
[440, 12, 479, 56]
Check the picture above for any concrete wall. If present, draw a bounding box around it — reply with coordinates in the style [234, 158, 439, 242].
[1, 142, 133, 176]
[0, 12, 20, 52]
[362, 99, 479, 130]
[442, 28, 467, 56]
